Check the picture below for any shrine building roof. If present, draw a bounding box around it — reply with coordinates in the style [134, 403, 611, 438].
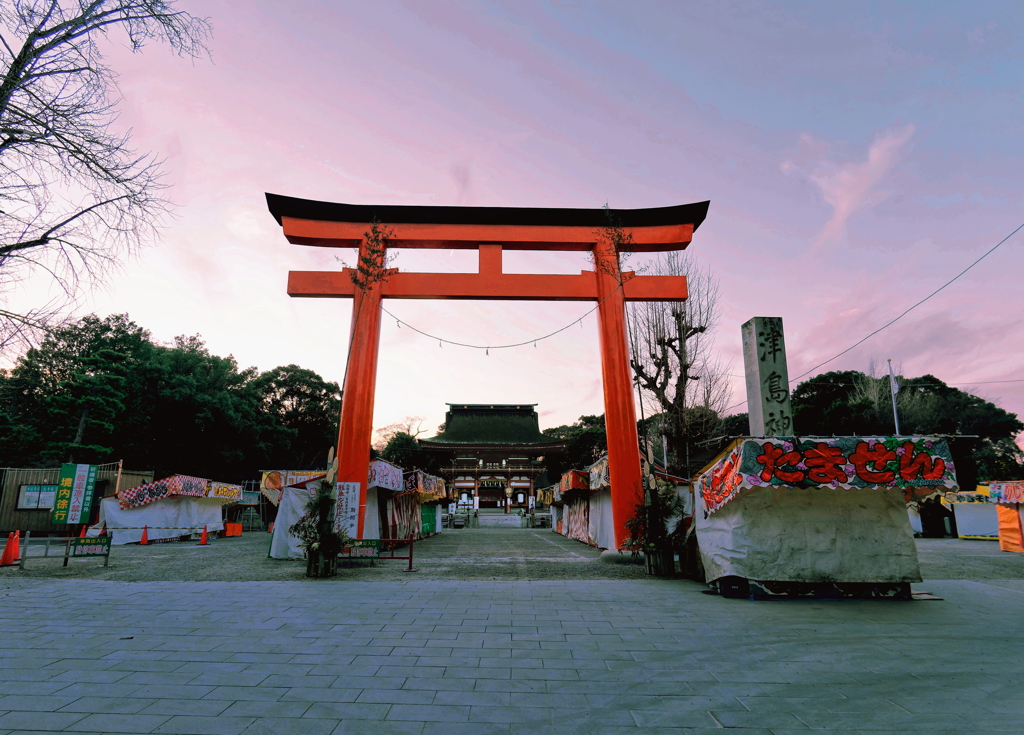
[420, 404, 564, 448]
[266, 193, 709, 231]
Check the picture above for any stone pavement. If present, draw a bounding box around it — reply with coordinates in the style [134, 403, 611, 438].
[1, 577, 1023, 734]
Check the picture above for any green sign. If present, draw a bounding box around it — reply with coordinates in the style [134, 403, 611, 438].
[344, 539, 380, 559]
[51, 464, 98, 525]
[70, 537, 110, 557]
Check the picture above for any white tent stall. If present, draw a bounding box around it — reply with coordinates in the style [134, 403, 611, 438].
[694, 436, 959, 598]
[269, 475, 326, 560]
[88, 475, 237, 545]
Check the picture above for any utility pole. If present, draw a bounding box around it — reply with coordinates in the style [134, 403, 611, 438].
[888, 359, 901, 436]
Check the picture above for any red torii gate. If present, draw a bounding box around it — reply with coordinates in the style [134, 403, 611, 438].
[266, 194, 709, 547]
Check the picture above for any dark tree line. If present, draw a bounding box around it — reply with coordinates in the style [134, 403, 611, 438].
[725, 370, 1024, 486]
[0, 314, 340, 480]
[540, 370, 1024, 485]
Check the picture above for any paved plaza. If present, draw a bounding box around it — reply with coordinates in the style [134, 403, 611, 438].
[1, 531, 1023, 734]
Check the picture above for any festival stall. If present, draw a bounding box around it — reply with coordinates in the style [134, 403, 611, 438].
[588, 458, 615, 550]
[944, 487, 999, 540]
[89, 475, 241, 544]
[259, 470, 323, 507]
[694, 436, 958, 598]
[386, 470, 446, 541]
[556, 470, 590, 544]
[269, 475, 326, 560]
[364, 459, 404, 539]
[541, 483, 560, 532]
[986, 482, 1024, 553]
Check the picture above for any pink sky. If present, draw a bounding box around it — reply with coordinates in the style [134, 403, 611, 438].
[12, 1, 1024, 438]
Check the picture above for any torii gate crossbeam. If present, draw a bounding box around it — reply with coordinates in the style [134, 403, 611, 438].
[267, 194, 710, 547]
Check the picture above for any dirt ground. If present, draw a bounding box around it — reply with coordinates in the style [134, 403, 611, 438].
[2, 528, 1021, 583]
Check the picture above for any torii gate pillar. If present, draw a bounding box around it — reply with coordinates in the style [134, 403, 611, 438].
[267, 194, 710, 547]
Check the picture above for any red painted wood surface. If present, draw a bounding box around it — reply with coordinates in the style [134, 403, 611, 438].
[281, 216, 693, 252]
[277, 214, 700, 547]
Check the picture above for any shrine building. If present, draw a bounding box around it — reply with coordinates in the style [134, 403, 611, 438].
[419, 404, 565, 513]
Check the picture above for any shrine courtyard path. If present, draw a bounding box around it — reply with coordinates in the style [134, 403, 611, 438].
[1, 532, 1023, 734]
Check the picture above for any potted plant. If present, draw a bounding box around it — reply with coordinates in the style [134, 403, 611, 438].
[289, 480, 348, 578]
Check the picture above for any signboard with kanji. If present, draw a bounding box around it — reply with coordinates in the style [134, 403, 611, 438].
[51, 464, 98, 525]
[333, 482, 359, 538]
[696, 436, 958, 517]
[741, 316, 793, 436]
[343, 539, 380, 558]
[70, 537, 111, 557]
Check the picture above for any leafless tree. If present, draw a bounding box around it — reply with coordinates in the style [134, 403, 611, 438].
[373, 416, 426, 451]
[627, 250, 730, 473]
[0, 1, 210, 354]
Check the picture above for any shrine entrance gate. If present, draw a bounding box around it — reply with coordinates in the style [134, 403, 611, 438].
[266, 194, 710, 548]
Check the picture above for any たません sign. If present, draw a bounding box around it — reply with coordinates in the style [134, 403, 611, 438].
[50, 464, 98, 525]
[696, 436, 958, 517]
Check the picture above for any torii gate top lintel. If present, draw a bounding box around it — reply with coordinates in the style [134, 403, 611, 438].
[267, 191, 710, 547]
[266, 193, 710, 252]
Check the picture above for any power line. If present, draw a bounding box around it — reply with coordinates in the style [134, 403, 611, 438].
[720, 221, 1024, 413]
[789, 220, 1024, 383]
[373, 281, 626, 352]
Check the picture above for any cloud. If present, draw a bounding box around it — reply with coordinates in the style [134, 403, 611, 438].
[784, 125, 916, 248]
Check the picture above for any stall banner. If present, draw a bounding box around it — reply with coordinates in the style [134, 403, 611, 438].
[117, 475, 209, 510]
[52, 464, 98, 524]
[697, 437, 958, 517]
[260, 470, 323, 507]
[988, 482, 1024, 505]
[589, 459, 611, 490]
[944, 491, 991, 504]
[403, 470, 445, 500]
[556, 470, 589, 502]
[333, 482, 360, 537]
[208, 482, 243, 503]
[368, 460, 403, 491]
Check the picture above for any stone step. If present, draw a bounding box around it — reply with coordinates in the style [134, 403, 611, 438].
[476, 514, 527, 528]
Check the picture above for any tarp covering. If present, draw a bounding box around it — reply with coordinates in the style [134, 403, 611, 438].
[945, 491, 998, 539]
[588, 488, 615, 549]
[549, 504, 562, 532]
[997, 504, 1024, 553]
[564, 496, 589, 544]
[364, 488, 381, 539]
[696, 437, 958, 517]
[695, 484, 922, 584]
[268, 478, 323, 560]
[388, 493, 422, 540]
[89, 495, 224, 545]
[118, 475, 209, 510]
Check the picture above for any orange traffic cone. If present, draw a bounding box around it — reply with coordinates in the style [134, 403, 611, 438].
[196, 525, 209, 545]
[0, 532, 14, 565]
[99, 523, 107, 537]
[9, 531, 20, 564]
[140, 525, 149, 545]
[267, 522, 274, 534]
[79, 525, 87, 538]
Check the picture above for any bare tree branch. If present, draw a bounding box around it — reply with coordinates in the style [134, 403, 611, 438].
[0, 1, 210, 354]
[627, 250, 730, 473]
